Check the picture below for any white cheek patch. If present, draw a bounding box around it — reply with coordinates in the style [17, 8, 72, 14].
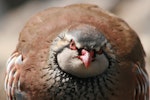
[57, 48, 81, 70]
[57, 47, 109, 78]
[90, 54, 109, 74]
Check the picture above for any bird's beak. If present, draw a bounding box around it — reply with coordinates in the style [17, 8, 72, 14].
[78, 49, 94, 68]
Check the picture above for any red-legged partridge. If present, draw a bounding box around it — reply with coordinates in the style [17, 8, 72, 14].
[5, 4, 149, 100]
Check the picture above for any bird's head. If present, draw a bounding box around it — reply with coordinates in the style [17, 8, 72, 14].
[51, 23, 114, 78]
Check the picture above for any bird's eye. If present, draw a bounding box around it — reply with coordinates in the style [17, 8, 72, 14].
[69, 40, 77, 50]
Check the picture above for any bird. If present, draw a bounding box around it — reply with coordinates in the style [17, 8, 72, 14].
[4, 4, 149, 100]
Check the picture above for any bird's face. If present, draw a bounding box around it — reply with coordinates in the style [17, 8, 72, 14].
[51, 24, 110, 78]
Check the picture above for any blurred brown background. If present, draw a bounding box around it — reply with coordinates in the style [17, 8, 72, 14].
[0, 0, 150, 99]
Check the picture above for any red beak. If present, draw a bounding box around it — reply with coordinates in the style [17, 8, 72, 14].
[78, 49, 94, 68]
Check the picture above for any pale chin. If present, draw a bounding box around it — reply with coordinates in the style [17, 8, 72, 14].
[57, 48, 109, 78]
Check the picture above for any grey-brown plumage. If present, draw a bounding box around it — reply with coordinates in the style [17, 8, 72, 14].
[5, 4, 149, 100]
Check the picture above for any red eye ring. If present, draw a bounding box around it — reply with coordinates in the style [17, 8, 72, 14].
[69, 40, 77, 50]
